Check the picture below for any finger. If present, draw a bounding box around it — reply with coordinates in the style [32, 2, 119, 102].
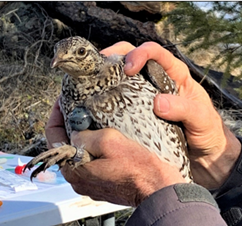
[70, 128, 125, 158]
[62, 130, 130, 184]
[153, 93, 214, 131]
[124, 42, 191, 87]
[100, 41, 135, 56]
[45, 97, 69, 148]
[45, 97, 63, 128]
[61, 161, 91, 184]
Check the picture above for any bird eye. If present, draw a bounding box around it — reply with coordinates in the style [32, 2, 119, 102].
[77, 47, 86, 56]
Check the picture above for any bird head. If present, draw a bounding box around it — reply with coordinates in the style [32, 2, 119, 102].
[51, 36, 104, 78]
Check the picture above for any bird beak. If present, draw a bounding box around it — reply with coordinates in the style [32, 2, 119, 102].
[50, 56, 60, 68]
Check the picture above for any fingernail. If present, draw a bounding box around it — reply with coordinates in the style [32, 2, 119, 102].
[124, 62, 133, 71]
[156, 95, 170, 113]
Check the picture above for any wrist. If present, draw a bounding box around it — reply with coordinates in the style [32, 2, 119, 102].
[190, 125, 241, 189]
[135, 153, 187, 206]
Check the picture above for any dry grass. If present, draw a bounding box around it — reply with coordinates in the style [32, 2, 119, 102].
[0, 2, 70, 154]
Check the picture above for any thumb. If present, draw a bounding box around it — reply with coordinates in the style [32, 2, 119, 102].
[153, 94, 210, 130]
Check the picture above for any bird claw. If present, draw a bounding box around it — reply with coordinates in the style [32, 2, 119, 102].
[24, 144, 78, 181]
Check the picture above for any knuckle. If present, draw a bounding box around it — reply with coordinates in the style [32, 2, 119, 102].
[97, 128, 122, 149]
[114, 41, 134, 48]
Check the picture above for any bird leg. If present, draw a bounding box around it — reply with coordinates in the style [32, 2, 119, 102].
[24, 143, 94, 181]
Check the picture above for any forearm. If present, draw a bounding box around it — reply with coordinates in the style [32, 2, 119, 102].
[190, 123, 241, 189]
[126, 183, 227, 226]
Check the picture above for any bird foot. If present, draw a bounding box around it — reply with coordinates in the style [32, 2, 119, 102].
[24, 143, 94, 181]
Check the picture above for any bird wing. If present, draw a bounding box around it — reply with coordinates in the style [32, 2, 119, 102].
[141, 60, 177, 94]
[141, 59, 188, 155]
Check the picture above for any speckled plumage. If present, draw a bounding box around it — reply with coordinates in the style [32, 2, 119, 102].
[25, 36, 192, 182]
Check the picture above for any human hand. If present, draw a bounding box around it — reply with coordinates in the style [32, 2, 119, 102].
[61, 129, 186, 207]
[123, 41, 241, 189]
[46, 93, 185, 207]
